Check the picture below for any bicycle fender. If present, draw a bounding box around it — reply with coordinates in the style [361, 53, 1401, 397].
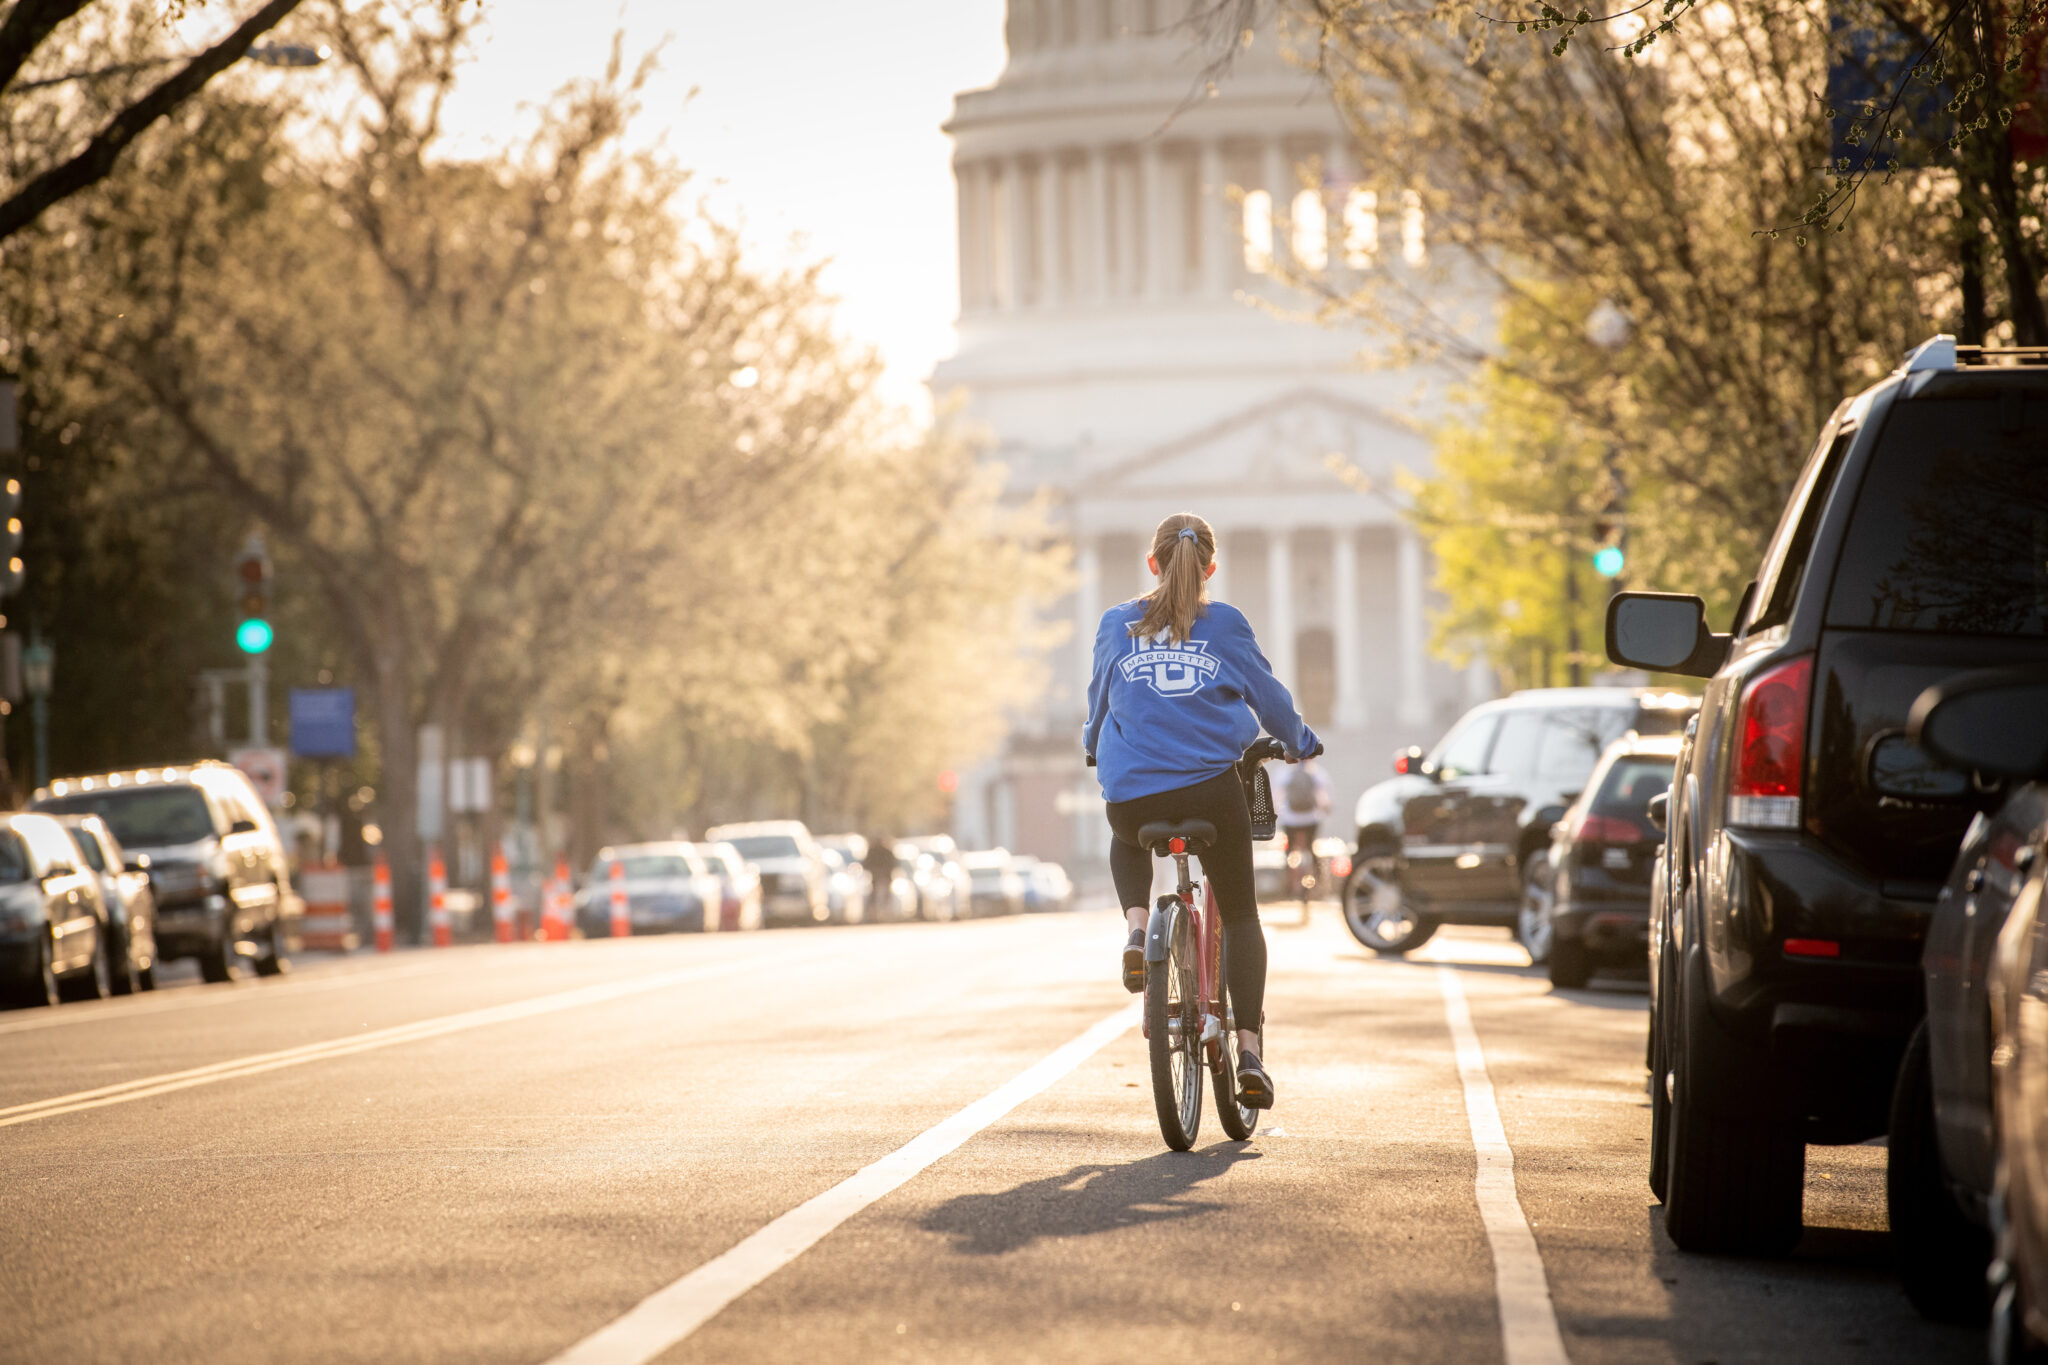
[1145, 903, 1176, 963]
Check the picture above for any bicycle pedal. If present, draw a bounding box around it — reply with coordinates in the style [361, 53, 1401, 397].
[1200, 1015, 1222, 1045]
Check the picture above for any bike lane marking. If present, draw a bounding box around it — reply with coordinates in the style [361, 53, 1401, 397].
[542, 1001, 1142, 1365]
[0, 953, 830, 1129]
[1437, 965, 1572, 1365]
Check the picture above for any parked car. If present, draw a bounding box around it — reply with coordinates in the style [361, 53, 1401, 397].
[1890, 665, 2048, 1351]
[55, 815, 159, 995]
[34, 762, 295, 982]
[704, 821, 830, 926]
[694, 841, 764, 932]
[1342, 686, 1698, 955]
[1022, 858, 1074, 912]
[1606, 335, 2048, 1255]
[1521, 734, 1678, 988]
[1872, 664, 2048, 1325]
[960, 849, 1027, 917]
[816, 843, 869, 924]
[0, 812, 117, 1006]
[575, 842, 724, 935]
[896, 837, 967, 922]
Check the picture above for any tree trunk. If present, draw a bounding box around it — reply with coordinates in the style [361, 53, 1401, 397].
[370, 629, 425, 942]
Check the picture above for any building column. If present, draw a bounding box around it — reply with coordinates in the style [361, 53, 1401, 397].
[1266, 529, 1296, 692]
[1075, 533, 1101, 702]
[1006, 154, 1034, 307]
[1199, 139, 1230, 297]
[1396, 524, 1429, 725]
[1261, 138, 1289, 272]
[956, 160, 988, 311]
[1037, 154, 1063, 308]
[1088, 146, 1112, 301]
[1138, 142, 1164, 299]
[1332, 526, 1366, 729]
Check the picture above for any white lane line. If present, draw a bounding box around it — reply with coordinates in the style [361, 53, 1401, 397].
[0, 954, 823, 1130]
[1437, 966, 1571, 1365]
[544, 1001, 1140, 1365]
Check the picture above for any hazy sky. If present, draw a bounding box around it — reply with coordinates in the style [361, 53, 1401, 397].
[434, 2, 1009, 409]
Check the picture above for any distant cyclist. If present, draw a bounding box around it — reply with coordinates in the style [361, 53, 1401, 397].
[1083, 512, 1319, 1107]
[1278, 756, 1332, 899]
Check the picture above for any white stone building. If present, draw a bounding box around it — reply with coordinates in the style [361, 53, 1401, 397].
[933, 1, 1493, 870]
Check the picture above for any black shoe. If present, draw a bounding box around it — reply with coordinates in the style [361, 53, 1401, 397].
[1122, 929, 1146, 994]
[1235, 1050, 1275, 1109]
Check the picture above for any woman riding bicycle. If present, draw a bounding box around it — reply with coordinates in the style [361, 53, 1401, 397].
[1081, 512, 1320, 1109]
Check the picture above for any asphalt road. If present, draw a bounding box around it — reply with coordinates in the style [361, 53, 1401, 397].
[0, 907, 1983, 1364]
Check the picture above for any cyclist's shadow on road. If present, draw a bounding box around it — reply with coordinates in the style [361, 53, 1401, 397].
[920, 1145, 1262, 1256]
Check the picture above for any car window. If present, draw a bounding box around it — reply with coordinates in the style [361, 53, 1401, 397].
[0, 832, 29, 884]
[38, 787, 219, 846]
[726, 835, 801, 860]
[17, 818, 77, 871]
[591, 854, 695, 880]
[1535, 708, 1631, 787]
[1593, 755, 1677, 817]
[1748, 426, 1855, 634]
[68, 829, 107, 873]
[1429, 712, 1500, 780]
[1486, 711, 1544, 780]
[1824, 390, 2048, 635]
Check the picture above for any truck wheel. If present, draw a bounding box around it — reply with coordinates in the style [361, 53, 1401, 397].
[1661, 949, 1805, 1255]
[199, 933, 242, 984]
[1341, 855, 1437, 955]
[1548, 936, 1592, 989]
[1889, 1019, 1990, 1323]
[255, 908, 290, 978]
[1648, 942, 1675, 1202]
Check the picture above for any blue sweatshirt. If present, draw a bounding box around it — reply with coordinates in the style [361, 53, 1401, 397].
[1082, 598, 1320, 804]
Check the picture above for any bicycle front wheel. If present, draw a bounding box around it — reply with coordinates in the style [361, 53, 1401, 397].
[1213, 986, 1259, 1140]
[1146, 904, 1203, 1151]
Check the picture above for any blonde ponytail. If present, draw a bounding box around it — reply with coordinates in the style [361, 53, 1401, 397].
[1129, 513, 1215, 645]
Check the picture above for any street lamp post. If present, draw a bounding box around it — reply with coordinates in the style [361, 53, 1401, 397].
[21, 634, 51, 790]
[1580, 300, 1635, 684]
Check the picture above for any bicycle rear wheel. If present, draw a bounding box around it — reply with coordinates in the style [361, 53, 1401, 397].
[1213, 985, 1259, 1141]
[1146, 903, 1203, 1151]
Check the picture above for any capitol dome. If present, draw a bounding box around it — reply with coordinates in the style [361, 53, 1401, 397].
[933, 1, 1494, 864]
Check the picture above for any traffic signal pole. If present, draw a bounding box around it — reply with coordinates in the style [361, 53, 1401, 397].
[247, 655, 267, 745]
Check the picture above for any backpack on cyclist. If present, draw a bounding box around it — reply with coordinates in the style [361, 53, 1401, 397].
[1286, 764, 1317, 813]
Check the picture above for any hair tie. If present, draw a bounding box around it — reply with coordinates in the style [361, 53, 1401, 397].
[1176, 527, 1197, 544]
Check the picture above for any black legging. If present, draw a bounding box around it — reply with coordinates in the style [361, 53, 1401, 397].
[1105, 767, 1266, 1034]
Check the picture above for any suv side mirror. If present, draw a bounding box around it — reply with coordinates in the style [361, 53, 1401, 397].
[1393, 745, 1427, 776]
[229, 818, 259, 835]
[1646, 792, 1669, 831]
[1908, 667, 2048, 780]
[1606, 592, 1730, 678]
[1867, 733, 1972, 801]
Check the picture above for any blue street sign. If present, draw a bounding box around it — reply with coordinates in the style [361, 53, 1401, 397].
[289, 687, 355, 759]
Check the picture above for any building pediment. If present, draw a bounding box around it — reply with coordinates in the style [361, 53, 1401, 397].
[1085, 386, 1430, 498]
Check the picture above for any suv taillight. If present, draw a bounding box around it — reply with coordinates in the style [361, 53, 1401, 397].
[1728, 655, 1811, 829]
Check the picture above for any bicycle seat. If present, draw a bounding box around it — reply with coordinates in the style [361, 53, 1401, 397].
[1137, 819, 1217, 855]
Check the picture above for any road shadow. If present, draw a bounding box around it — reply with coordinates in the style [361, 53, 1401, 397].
[1628, 1206, 1981, 1361]
[920, 1145, 1262, 1256]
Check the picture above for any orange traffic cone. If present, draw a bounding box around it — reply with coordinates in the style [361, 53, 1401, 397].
[540, 856, 569, 940]
[428, 846, 452, 948]
[608, 858, 631, 939]
[491, 845, 514, 944]
[372, 855, 394, 953]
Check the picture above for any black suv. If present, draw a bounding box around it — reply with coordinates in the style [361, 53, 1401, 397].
[1606, 335, 2048, 1254]
[1340, 686, 1697, 954]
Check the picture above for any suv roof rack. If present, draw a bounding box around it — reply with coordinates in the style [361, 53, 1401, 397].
[1900, 334, 2048, 373]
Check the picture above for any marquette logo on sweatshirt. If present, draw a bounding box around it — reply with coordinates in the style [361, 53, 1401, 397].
[1119, 636, 1219, 697]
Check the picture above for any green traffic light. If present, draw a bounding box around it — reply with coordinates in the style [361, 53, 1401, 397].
[1592, 545, 1625, 579]
[236, 618, 274, 654]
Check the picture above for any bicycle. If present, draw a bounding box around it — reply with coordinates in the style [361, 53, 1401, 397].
[1136, 737, 1289, 1150]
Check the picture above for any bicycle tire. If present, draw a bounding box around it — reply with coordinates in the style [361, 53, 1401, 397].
[1146, 906, 1203, 1151]
[1213, 983, 1259, 1141]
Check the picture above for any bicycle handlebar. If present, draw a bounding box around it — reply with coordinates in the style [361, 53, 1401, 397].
[1085, 737, 1321, 770]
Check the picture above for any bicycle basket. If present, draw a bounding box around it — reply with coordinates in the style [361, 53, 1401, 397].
[1246, 764, 1277, 841]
